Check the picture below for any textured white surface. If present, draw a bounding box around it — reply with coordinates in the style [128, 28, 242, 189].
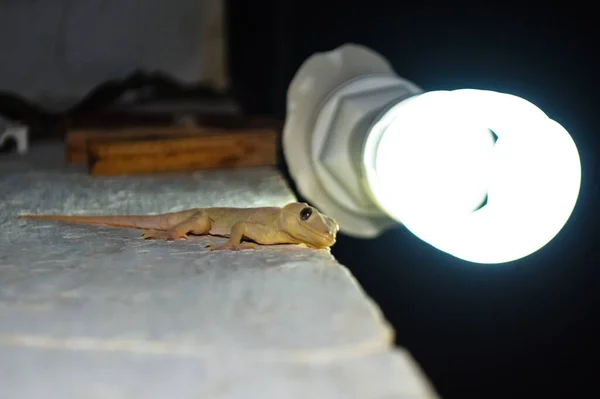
[0, 144, 438, 398]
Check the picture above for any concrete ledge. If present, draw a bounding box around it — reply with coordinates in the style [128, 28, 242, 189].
[0, 144, 438, 398]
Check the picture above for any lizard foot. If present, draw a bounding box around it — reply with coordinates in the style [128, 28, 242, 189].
[208, 242, 258, 251]
[142, 230, 187, 241]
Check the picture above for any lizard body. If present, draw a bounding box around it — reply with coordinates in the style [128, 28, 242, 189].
[18, 202, 339, 251]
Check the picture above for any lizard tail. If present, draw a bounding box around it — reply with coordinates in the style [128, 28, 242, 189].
[17, 214, 167, 230]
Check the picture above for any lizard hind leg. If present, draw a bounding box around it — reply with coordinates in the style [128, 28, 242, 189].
[142, 211, 211, 241]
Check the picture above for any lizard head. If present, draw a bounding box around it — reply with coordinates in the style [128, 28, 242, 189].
[279, 202, 339, 249]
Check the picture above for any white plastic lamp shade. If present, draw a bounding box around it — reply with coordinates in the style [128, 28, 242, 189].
[363, 89, 581, 264]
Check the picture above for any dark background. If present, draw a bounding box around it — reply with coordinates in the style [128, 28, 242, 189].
[227, 1, 598, 397]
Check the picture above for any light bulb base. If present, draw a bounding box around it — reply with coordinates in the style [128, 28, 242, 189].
[283, 44, 422, 238]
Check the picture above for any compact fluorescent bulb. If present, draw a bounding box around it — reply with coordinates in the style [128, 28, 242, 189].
[283, 44, 581, 264]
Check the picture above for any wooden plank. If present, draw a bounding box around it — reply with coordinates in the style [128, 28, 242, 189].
[88, 129, 274, 158]
[66, 117, 282, 165]
[66, 126, 209, 165]
[88, 130, 278, 176]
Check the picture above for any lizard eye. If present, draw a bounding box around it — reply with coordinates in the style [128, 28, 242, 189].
[300, 207, 313, 221]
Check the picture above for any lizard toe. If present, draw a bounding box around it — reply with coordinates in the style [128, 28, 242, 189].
[142, 230, 187, 241]
[141, 230, 158, 239]
[212, 242, 257, 251]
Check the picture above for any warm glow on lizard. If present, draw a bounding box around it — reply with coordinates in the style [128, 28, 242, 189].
[18, 202, 340, 251]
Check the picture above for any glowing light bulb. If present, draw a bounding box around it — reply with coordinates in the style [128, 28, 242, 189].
[283, 44, 581, 264]
[363, 89, 581, 264]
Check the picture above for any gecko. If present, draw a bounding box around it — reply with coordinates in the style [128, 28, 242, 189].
[18, 202, 340, 251]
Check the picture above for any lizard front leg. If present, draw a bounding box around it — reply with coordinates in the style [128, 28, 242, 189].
[209, 222, 286, 251]
[142, 211, 211, 241]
